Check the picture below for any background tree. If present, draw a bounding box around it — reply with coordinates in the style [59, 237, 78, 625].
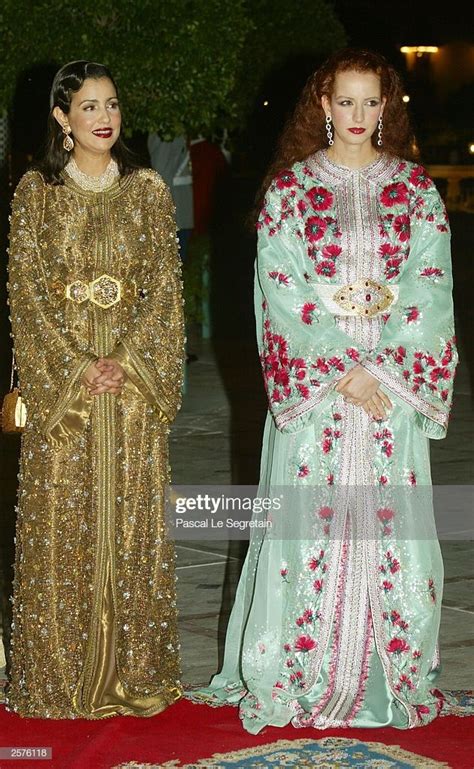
[0, 0, 250, 140]
[0, 0, 346, 145]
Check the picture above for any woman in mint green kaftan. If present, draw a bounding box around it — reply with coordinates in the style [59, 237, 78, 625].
[194, 147, 458, 733]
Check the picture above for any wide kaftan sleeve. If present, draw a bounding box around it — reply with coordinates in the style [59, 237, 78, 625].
[255, 181, 366, 433]
[360, 182, 458, 439]
[110, 176, 185, 423]
[7, 172, 97, 439]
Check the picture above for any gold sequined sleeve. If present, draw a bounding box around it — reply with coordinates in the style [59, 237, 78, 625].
[7, 172, 96, 441]
[110, 175, 185, 423]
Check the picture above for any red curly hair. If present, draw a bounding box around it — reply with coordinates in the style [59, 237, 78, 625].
[254, 48, 419, 219]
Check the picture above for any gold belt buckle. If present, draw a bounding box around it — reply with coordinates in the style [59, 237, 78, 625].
[332, 278, 394, 318]
[64, 274, 122, 308]
[90, 274, 121, 308]
[65, 279, 89, 303]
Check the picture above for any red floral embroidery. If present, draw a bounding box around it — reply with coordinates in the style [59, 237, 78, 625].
[346, 347, 359, 361]
[289, 671, 304, 686]
[415, 704, 431, 720]
[384, 550, 400, 575]
[409, 166, 432, 189]
[262, 327, 313, 405]
[387, 637, 410, 654]
[378, 506, 394, 535]
[305, 216, 327, 242]
[377, 507, 395, 522]
[268, 271, 291, 286]
[294, 635, 316, 652]
[393, 214, 410, 241]
[404, 306, 420, 323]
[301, 302, 318, 325]
[275, 170, 298, 189]
[385, 257, 403, 280]
[374, 427, 394, 462]
[318, 506, 334, 520]
[428, 578, 436, 603]
[321, 424, 342, 454]
[297, 199, 308, 216]
[420, 266, 444, 279]
[315, 259, 336, 277]
[321, 243, 342, 259]
[380, 182, 409, 207]
[396, 674, 415, 692]
[442, 340, 455, 365]
[307, 186, 333, 211]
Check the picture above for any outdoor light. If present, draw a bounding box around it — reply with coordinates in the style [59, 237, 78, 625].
[469, 143, 474, 155]
[402, 95, 410, 103]
[263, 100, 269, 107]
[400, 46, 439, 54]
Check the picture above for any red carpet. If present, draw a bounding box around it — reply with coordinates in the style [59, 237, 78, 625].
[0, 698, 472, 769]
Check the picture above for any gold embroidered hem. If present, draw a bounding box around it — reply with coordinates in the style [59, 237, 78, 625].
[6, 168, 185, 719]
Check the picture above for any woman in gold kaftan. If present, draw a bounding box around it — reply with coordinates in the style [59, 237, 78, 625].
[6, 61, 185, 719]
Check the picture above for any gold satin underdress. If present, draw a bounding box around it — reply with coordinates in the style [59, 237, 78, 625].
[6, 168, 185, 719]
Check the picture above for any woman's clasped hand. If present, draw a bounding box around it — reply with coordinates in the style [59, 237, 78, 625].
[82, 358, 127, 396]
[334, 364, 392, 420]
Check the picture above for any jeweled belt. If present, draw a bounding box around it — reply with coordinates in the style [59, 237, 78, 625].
[50, 274, 138, 309]
[313, 278, 398, 318]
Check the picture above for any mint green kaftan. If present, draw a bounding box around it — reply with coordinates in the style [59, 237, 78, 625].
[194, 151, 458, 733]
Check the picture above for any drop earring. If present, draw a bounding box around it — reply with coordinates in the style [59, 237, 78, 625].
[325, 115, 334, 146]
[377, 115, 383, 147]
[62, 126, 74, 152]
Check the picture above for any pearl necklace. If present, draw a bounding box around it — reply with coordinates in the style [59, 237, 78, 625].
[65, 157, 120, 192]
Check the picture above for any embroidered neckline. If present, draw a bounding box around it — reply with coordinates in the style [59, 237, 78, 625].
[310, 150, 399, 184]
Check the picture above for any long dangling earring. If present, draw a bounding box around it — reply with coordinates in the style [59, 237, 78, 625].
[325, 115, 334, 146]
[377, 115, 383, 147]
[62, 126, 74, 152]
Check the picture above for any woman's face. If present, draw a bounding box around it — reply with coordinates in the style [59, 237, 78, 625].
[54, 77, 121, 155]
[322, 70, 385, 147]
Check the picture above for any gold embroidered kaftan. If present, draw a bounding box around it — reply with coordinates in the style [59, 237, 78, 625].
[6, 168, 185, 718]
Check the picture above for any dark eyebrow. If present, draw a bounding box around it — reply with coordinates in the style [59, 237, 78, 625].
[78, 97, 118, 105]
[335, 94, 380, 99]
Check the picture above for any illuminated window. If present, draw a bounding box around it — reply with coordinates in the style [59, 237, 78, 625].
[400, 46, 439, 54]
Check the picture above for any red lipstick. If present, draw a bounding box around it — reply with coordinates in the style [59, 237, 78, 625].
[92, 128, 113, 138]
[348, 128, 366, 134]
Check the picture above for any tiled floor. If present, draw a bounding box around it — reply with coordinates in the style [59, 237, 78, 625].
[172, 339, 474, 691]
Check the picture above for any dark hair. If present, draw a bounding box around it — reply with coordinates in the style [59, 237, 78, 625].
[254, 47, 419, 219]
[37, 60, 140, 184]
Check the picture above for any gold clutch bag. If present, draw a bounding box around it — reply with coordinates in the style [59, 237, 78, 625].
[1, 354, 27, 434]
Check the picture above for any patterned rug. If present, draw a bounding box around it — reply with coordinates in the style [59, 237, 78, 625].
[112, 737, 451, 768]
